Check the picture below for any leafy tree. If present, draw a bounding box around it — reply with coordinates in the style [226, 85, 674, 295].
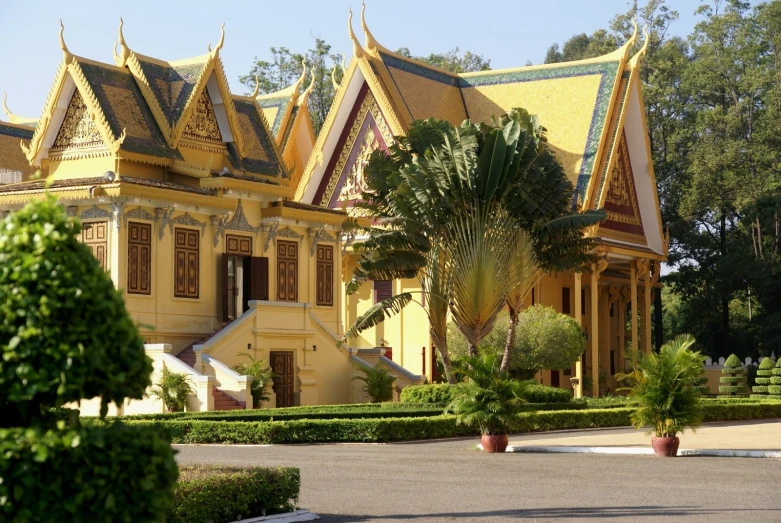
[396, 47, 491, 73]
[751, 356, 774, 396]
[719, 354, 747, 395]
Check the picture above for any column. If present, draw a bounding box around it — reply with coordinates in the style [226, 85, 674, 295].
[630, 261, 638, 353]
[590, 269, 600, 398]
[618, 296, 626, 371]
[573, 272, 583, 399]
[644, 262, 652, 354]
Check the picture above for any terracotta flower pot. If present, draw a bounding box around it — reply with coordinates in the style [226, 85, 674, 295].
[481, 434, 509, 453]
[651, 436, 680, 457]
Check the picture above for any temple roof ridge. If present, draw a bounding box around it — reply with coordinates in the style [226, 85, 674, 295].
[2, 93, 37, 126]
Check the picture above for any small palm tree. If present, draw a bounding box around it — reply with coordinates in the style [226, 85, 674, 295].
[628, 335, 705, 438]
[233, 354, 275, 408]
[353, 365, 397, 403]
[149, 365, 194, 412]
[446, 352, 529, 435]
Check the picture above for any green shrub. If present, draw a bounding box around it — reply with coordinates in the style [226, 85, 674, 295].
[233, 354, 274, 407]
[751, 358, 774, 397]
[769, 359, 781, 399]
[0, 423, 178, 522]
[150, 366, 194, 412]
[523, 384, 573, 403]
[168, 466, 299, 523]
[719, 354, 746, 396]
[353, 365, 396, 403]
[400, 384, 457, 404]
[0, 197, 152, 425]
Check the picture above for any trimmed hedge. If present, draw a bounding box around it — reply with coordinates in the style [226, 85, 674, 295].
[0, 423, 178, 521]
[142, 401, 781, 445]
[168, 466, 299, 523]
[719, 354, 747, 395]
[400, 383, 573, 405]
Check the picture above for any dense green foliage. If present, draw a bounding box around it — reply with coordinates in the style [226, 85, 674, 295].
[0, 423, 179, 522]
[769, 358, 781, 398]
[446, 353, 530, 435]
[719, 354, 747, 396]
[547, 1, 781, 360]
[522, 384, 574, 403]
[150, 366, 195, 412]
[400, 382, 572, 405]
[233, 354, 274, 407]
[353, 365, 397, 403]
[168, 466, 300, 523]
[0, 196, 152, 425]
[447, 307, 586, 376]
[122, 401, 781, 444]
[0, 198, 177, 521]
[627, 335, 705, 437]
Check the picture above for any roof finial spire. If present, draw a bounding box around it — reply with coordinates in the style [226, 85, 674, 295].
[250, 75, 260, 98]
[620, 17, 640, 61]
[2, 92, 11, 120]
[113, 18, 131, 67]
[291, 60, 308, 104]
[212, 23, 225, 57]
[331, 53, 345, 90]
[630, 25, 650, 67]
[59, 20, 74, 64]
[348, 8, 364, 58]
[301, 69, 317, 103]
[360, 0, 381, 52]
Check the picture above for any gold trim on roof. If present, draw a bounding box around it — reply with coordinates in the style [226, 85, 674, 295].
[113, 18, 131, 68]
[2, 93, 37, 126]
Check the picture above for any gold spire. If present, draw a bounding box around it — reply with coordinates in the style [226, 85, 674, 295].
[360, 0, 382, 52]
[290, 60, 308, 104]
[622, 17, 640, 61]
[630, 25, 651, 67]
[348, 8, 364, 58]
[331, 64, 340, 90]
[59, 20, 73, 65]
[0, 92, 33, 126]
[211, 23, 225, 57]
[300, 70, 317, 105]
[113, 18, 131, 67]
[250, 75, 260, 98]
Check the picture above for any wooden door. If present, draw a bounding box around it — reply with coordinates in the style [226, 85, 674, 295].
[277, 240, 298, 302]
[82, 221, 108, 270]
[270, 351, 295, 407]
[551, 370, 560, 388]
[250, 257, 269, 301]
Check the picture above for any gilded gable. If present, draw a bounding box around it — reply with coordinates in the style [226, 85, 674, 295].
[599, 132, 646, 245]
[51, 90, 105, 150]
[182, 88, 222, 144]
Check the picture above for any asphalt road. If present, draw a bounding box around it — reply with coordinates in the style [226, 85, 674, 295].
[175, 437, 781, 522]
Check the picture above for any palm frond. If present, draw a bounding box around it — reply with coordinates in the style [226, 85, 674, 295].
[343, 292, 413, 339]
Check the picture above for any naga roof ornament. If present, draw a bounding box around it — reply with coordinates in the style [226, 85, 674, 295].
[347, 8, 364, 59]
[2, 93, 36, 125]
[59, 20, 74, 65]
[629, 25, 651, 67]
[250, 75, 261, 98]
[211, 23, 226, 58]
[113, 18, 132, 68]
[360, 0, 386, 54]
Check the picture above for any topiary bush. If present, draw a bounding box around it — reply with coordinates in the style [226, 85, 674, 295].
[400, 383, 458, 404]
[769, 358, 781, 399]
[751, 357, 774, 397]
[0, 197, 177, 521]
[523, 384, 573, 403]
[719, 354, 746, 396]
[168, 466, 300, 523]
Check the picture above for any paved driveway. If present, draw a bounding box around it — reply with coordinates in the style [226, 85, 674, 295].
[175, 433, 781, 522]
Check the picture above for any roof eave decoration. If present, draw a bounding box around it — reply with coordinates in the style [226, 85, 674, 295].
[2, 93, 37, 126]
[113, 17, 132, 68]
[348, 8, 365, 59]
[360, 0, 390, 57]
[629, 26, 650, 68]
[24, 22, 126, 165]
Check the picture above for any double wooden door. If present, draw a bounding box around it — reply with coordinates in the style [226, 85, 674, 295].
[270, 351, 295, 407]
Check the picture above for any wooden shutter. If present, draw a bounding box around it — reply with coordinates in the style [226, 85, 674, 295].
[561, 287, 571, 315]
[250, 257, 269, 301]
[226, 234, 252, 255]
[277, 240, 298, 302]
[316, 244, 333, 306]
[127, 222, 151, 294]
[373, 280, 392, 304]
[174, 228, 199, 298]
[581, 289, 586, 315]
[82, 221, 108, 270]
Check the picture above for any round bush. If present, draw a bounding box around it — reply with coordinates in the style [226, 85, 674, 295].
[0, 197, 152, 424]
[0, 422, 178, 522]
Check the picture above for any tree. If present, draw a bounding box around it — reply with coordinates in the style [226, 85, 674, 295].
[343, 111, 602, 381]
[352, 365, 396, 403]
[751, 356, 774, 396]
[396, 47, 491, 73]
[0, 196, 178, 520]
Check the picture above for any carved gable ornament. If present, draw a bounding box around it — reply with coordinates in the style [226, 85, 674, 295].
[182, 88, 223, 144]
[51, 90, 105, 150]
[600, 132, 646, 246]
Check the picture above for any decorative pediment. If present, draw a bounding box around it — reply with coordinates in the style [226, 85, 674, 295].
[168, 212, 207, 235]
[123, 206, 156, 229]
[312, 86, 392, 208]
[181, 88, 223, 144]
[80, 205, 112, 221]
[225, 200, 260, 234]
[599, 132, 646, 245]
[51, 90, 106, 151]
[277, 226, 304, 239]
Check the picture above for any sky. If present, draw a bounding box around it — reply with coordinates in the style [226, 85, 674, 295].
[0, 0, 723, 119]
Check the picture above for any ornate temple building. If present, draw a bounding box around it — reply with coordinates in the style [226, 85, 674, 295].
[0, 7, 667, 411]
[294, 6, 668, 398]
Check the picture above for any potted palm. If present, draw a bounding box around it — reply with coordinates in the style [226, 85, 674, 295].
[627, 335, 705, 457]
[233, 354, 275, 408]
[446, 352, 528, 453]
[149, 365, 194, 412]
